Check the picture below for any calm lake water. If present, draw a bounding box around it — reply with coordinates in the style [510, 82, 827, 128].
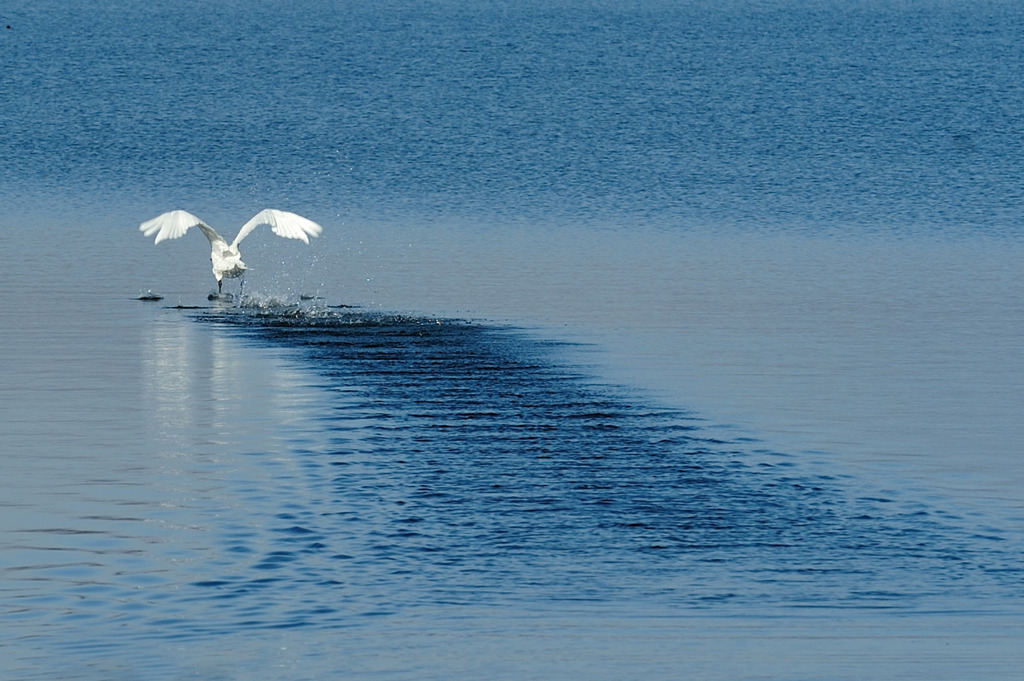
[2, 1, 1024, 679]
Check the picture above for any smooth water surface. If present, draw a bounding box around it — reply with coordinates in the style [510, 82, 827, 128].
[3, 1, 1024, 678]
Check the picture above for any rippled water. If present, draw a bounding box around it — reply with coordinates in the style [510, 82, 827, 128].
[5, 284, 1022, 679]
[3, 0, 1024, 678]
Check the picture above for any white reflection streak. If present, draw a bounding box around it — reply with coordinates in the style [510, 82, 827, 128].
[208, 327, 316, 449]
[142, 318, 200, 445]
[143, 315, 361, 465]
[210, 331, 242, 431]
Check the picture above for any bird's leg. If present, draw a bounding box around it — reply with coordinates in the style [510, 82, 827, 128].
[217, 279, 223, 294]
[240, 276, 245, 297]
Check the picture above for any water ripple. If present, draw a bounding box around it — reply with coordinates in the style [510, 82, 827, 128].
[164, 303, 1022, 625]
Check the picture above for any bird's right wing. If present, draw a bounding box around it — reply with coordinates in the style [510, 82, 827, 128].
[139, 210, 227, 246]
[232, 209, 324, 247]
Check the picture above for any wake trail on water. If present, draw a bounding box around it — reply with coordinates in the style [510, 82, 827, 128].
[159, 295, 1024, 620]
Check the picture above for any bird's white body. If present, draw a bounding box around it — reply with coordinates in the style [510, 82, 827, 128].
[140, 209, 323, 293]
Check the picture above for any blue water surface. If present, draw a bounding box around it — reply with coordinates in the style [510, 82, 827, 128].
[2, 1, 1024, 679]
[5, 0, 1024, 231]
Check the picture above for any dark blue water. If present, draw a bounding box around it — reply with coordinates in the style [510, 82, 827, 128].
[198, 304, 1020, 608]
[6, 0, 1024, 231]
[3, 1, 1024, 678]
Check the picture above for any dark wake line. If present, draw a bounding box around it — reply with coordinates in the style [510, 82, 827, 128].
[179, 301, 1022, 623]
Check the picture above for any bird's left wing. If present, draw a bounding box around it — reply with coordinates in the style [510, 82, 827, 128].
[139, 210, 227, 246]
[232, 209, 324, 247]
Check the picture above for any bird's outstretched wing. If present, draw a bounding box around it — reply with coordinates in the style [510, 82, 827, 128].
[232, 209, 323, 247]
[139, 210, 227, 247]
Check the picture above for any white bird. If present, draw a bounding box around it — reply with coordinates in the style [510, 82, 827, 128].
[139, 209, 323, 295]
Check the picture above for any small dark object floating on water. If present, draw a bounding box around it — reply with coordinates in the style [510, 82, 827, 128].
[138, 290, 163, 301]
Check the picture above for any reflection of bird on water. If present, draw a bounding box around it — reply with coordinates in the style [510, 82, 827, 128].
[139, 209, 323, 297]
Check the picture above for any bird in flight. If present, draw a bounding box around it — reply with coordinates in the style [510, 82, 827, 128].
[140, 209, 323, 296]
